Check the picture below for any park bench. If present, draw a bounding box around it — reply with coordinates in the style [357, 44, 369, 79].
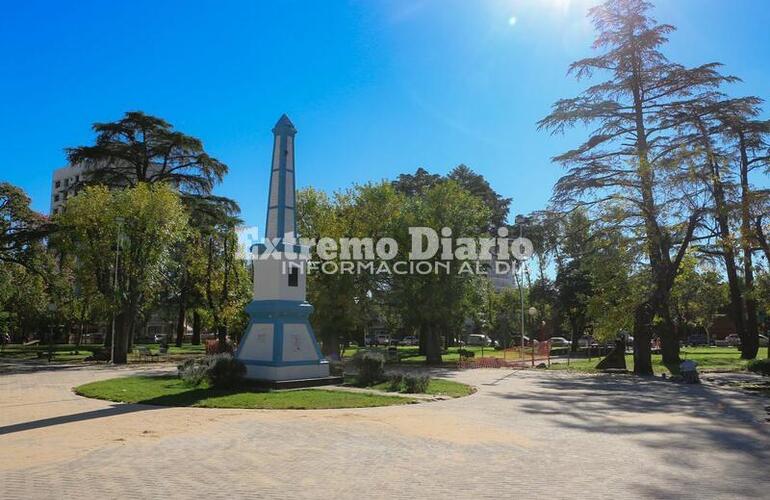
[134, 345, 159, 362]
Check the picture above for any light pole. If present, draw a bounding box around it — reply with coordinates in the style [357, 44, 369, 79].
[528, 307, 538, 366]
[514, 215, 531, 361]
[111, 217, 124, 364]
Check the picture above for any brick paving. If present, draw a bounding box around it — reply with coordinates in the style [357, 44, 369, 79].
[1, 364, 768, 499]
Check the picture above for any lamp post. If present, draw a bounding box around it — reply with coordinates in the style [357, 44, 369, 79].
[514, 215, 532, 361]
[528, 307, 538, 367]
[111, 217, 124, 364]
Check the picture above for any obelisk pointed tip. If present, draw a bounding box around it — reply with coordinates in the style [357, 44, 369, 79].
[273, 114, 296, 135]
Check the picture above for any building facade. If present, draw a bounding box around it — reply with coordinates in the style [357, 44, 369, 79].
[50, 163, 87, 215]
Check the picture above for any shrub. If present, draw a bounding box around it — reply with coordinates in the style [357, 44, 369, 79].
[206, 353, 247, 388]
[178, 358, 209, 387]
[205, 339, 234, 355]
[177, 354, 246, 388]
[402, 373, 430, 393]
[353, 351, 385, 386]
[328, 360, 345, 376]
[387, 373, 404, 392]
[747, 358, 770, 376]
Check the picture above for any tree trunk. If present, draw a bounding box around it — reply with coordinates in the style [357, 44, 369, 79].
[320, 325, 340, 357]
[739, 132, 759, 359]
[111, 311, 130, 364]
[217, 324, 228, 353]
[424, 324, 443, 365]
[175, 292, 186, 348]
[698, 119, 747, 352]
[191, 310, 201, 345]
[418, 323, 427, 355]
[632, 302, 654, 376]
[659, 305, 680, 367]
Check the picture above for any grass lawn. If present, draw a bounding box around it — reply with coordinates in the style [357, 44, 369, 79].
[342, 346, 518, 365]
[550, 347, 755, 375]
[369, 378, 475, 398]
[74, 375, 416, 409]
[0, 342, 205, 364]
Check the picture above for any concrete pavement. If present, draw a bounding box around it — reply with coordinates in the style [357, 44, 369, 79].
[1, 364, 768, 499]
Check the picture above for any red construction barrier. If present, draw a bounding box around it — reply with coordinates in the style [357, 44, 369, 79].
[458, 341, 552, 369]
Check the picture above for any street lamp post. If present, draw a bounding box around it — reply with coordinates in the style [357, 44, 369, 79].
[528, 307, 538, 367]
[514, 215, 531, 361]
[111, 217, 124, 364]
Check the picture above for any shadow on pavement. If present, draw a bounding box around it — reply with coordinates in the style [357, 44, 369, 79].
[488, 373, 770, 498]
[0, 404, 162, 436]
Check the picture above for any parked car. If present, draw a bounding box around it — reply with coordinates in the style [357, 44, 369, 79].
[375, 333, 391, 345]
[548, 337, 572, 348]
[467, 334, 493, 347]
[759, 334, 769, 347]
[511, 335, 535, 347]
[577, 335, 597, 348]
[153, 334, 168, 344]
[724, 334, 741, 347]
[686, 333, 708, 346]
[399, 335, 418, 346]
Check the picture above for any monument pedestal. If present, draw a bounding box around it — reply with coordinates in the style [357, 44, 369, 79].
[237, 300, 333, 383]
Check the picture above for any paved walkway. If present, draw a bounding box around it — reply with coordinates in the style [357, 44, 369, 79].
[0, 364, 768, 499]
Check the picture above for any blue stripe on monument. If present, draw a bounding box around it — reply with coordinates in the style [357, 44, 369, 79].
[272, 321, 284, 362]
[276, 133, 286, 238]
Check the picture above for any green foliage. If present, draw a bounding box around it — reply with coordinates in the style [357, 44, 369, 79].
[0, 182, 53, 269]
[386, 373, 432, 393]
[205, 353, 247, 388]
[177, 354, 246, 388]
[177, 358, 209, 386]
[402, 373, 430, 393]
[747, 359, 770, 376]
[66, 111, 229, 199]
[387, 373, 404, 392]
[55, 183, 188, 361]
[353, 351, 386, 386]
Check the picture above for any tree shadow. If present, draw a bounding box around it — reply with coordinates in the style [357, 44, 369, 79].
[488, 373, 769, 498]
[0, 404, 161, 436]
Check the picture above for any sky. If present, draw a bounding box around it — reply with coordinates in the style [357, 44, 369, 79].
[2, 0, 769, 232]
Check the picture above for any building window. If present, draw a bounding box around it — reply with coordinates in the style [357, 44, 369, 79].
[54, 194, 60, 202]
[288, 266, 299, 287]
[55, 180, 61, 189]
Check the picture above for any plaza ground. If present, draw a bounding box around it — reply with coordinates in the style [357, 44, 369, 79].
[1, 363, 768, 499]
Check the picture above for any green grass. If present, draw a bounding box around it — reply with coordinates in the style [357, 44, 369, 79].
[369, 378, 475, 398]
[550, 347, 755, 375]
[74, 375, 416, 409]
[342, 346, 521, 365]
[0, 342, 205, 363]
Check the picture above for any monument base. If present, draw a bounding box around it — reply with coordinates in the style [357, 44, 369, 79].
[242, 360, 330, 381]
[248, 375, 344, 390]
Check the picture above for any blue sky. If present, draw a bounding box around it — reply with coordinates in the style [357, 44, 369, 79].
[2, 0, 769, 230]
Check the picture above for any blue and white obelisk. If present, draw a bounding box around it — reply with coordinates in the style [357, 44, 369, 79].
[236, 115, 330, 382]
